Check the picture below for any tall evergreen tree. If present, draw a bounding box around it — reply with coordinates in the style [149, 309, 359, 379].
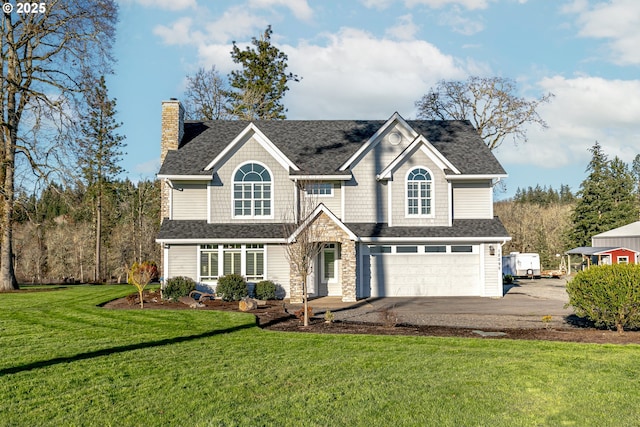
[227, 25, 300, 120]
[607, 156, 639, 227]
[569, 142, 611, 247]
[569, 142, 638, 248]
[77, 75, 125, 282]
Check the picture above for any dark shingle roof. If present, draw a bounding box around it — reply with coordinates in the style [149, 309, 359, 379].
[157, 217, 509, 241]
[158, 119, 506, 176]
[157, 220, 287, 240]
[346, 218, 510, 239]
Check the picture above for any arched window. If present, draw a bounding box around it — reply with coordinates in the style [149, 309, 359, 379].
[233, 163, 272, 217]
[406, 167, 432, 216]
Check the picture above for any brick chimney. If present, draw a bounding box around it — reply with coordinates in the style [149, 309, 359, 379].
[160, 98, 184, 164]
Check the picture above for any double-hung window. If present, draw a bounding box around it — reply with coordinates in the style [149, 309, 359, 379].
[200, 244, 218, 280]
[234, 163, 271, 217]
[406, 167, 432, 216]
[223, 244, 242, 275]
[246, 244, 265, 281]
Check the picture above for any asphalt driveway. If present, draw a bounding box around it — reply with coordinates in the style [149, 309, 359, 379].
[293, 277, 574, 330]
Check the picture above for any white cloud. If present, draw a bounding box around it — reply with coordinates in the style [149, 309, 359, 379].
[204, 6, 269, 44]
[438, 7, 485, 35]
[385, 14, 419, 40]
[153, 17, 199, 45]
[565, 0, 640, 65]
[405, 0, 491, 9]
[282, 28, 467, 119]
[361, 0, 492, 9]
[248, 0, 313, 21]
[132, 0, 197, 10]
[498, 75, 640, 168]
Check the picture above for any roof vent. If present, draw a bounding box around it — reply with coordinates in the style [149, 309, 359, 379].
[388, 132, 402, 145]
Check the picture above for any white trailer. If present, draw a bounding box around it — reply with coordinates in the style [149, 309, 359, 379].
[502, 252, 541, 278]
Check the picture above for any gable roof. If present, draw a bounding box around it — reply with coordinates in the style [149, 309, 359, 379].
[377, 134, 460, 180]
[158, 119, 506, 177]
[592, 221, 640, 238]
[203, 122, 298, 173]
[287, 203, 357, 243]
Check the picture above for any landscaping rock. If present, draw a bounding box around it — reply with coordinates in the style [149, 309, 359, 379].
[179, 296, 204, 308]
[239, 297, 258, 312]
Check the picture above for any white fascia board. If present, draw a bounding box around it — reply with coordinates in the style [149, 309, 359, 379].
[446, 174, 508, 181]
[338, 112, 417, 172]
[287, 203, 357, 243]
[204, 123, 299, 173]
[360, 236, 512, 243]
[156, 238, 287, 244]
[157, 174, 212, 181]
[289, 175, 352, 181]
[377, 135, 460, 180]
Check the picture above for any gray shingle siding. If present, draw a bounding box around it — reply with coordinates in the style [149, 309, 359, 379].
[209, 136, 294, 223]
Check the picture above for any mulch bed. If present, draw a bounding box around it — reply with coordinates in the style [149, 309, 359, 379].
[102, 290, 640, 345]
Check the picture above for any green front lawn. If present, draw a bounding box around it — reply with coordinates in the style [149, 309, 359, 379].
[1, 285, 639, 426]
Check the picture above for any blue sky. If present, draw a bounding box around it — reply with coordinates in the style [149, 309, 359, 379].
[112, 0, 640, 199]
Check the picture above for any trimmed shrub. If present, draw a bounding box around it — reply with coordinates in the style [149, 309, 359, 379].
[255, 280, 277, 300]
[164, 276, 196, 301]
[216, 274, 248, 301]
[566, 264, 640, 333]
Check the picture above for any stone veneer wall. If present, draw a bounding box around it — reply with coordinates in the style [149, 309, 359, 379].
[160, 99, 184, 220]
[160, 100, 184, 281]
[289, 212, 357, 303]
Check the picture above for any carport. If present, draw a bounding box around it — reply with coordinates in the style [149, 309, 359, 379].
[565, 246, 639, 270]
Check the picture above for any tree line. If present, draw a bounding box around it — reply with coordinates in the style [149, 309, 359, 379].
[497, 144, 640, 270]
[12, 179, 160, 284]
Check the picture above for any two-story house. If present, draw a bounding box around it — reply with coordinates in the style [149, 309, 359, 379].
[156, 99, 511, 302]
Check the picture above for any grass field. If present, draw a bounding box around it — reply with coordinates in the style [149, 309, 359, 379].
[1, 285, 640, 426]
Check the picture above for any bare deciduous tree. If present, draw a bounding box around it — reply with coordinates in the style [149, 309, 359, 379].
[183, 66, 231, 120]
[416, 76, 553, 150]
[283, 184, 323, 327]
[0, 1, 118, 290]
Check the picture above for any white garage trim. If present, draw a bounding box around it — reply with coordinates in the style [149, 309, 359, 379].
[365, 244, 482, 297]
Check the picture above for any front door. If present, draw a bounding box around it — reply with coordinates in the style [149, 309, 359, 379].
[320, 244, 339, 296]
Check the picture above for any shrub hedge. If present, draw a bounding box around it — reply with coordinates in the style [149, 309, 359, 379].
[163, 276, 196, 301]
[216, 274, 248, 301]
[255, 280, 277, 300]
[566, 264, 640, 332]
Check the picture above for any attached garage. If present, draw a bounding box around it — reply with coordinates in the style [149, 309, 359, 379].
[365, 244, 482, 297]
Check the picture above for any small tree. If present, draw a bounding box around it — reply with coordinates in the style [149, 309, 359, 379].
[283, 183, 323, 327]
[128, 261, 158, 309]
[415, 76, 553, 150]
[567, 264, 640, 333]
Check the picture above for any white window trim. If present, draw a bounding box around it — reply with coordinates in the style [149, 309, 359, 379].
[405, 166, 435, 218]
[367, 244, 478, 254]
[617, 255, 629, 264]
[231, 161, 275, 220]
[304, 182, 334, 197]
[197, 244, 267, 283]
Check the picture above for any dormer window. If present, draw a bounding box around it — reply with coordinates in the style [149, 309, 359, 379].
[233, 162, 272, 217]
[406, 167, 433, 217]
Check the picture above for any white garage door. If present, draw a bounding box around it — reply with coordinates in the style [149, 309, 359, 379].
[369, 252, 481, 297]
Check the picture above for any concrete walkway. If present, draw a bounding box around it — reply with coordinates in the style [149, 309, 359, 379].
[286, 278, 574, 330]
